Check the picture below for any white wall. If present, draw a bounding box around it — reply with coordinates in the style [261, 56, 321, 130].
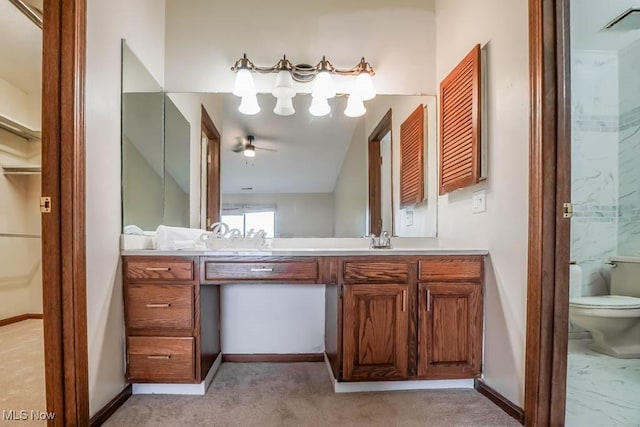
[435, 0, 529, 406]
[223, 192, 334, 238]
[85, 0, 165, 416]
[221, 285, 325, 354]
[333, 120, 367, 237]
[164, 0, 436, 95]
[165, 92, 224, 228]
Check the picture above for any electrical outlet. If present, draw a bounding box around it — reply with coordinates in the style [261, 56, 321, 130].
[472, 190, 486, 214]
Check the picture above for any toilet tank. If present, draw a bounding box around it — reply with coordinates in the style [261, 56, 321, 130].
[610, 256, 640, 297]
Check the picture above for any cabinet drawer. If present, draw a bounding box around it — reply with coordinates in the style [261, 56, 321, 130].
[204, 261, 318, 282]
[127, 337, 195, 382]
[125, 259, 194, 281]
[126, 284, 194, 330]
[343, 261, 409, 284]
[419, 257, 482, 281]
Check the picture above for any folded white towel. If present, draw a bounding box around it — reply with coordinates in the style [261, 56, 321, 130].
[155, 225, 207, 250]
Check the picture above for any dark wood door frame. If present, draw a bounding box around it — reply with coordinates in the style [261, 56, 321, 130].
[42, 0, 89, 425]
[525, 0, 571, 425]
[201, 105, 220, 229]
[368, 109, 393, 236]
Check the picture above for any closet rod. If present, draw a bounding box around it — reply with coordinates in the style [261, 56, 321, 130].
[0, 232, 41, 239]
[7, 0, 42, 30]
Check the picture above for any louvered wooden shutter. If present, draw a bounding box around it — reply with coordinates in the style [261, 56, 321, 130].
[439, 44, 481, 195]
[400, 105, 424, 207]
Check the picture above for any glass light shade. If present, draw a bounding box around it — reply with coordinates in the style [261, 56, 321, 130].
[238, 93, 261, 115]
[312, 71, 336, 99]
[273, 96, 295, 116]
[344, 94, 366, 117]
[232, 68, 256, 97]
[354, 72, 376, 101]
[244, 145, 256, 157]
[309, 96, 331, 117]
[272, 70, 296, 99]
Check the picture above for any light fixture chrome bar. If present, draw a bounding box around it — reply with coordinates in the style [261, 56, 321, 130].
[7, 0, 43, 30]
[231, 54, 375, 83]
[0, 232, 41, 239]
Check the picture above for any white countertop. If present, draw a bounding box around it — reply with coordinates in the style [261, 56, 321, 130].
[121, 248, 488, 257]
[121, 235, 488, 257]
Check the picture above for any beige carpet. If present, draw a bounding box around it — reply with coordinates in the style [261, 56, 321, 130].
[105, 363, 519, 427]
[0, 319, 46, 426]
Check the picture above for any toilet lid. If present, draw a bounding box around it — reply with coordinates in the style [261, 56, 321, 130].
[570, 295, 640, 309]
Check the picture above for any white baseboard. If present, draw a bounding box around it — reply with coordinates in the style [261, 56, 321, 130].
[132, 352, 222, 395]
[323, 353, 474, 393]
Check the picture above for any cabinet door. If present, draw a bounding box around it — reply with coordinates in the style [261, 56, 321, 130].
[418, 282, 482, 378]
[343, 284, 409, 380]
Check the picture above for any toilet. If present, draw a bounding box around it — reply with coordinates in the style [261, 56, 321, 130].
[569, 256, 640, 358]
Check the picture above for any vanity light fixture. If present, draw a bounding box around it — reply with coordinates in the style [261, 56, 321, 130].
[230, 54, 376, 118]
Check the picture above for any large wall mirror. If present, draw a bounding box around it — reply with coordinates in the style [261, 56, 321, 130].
[121, 43, 438, 237]
[121, 41, 191, 230]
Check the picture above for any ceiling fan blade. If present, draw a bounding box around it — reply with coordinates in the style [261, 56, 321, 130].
[231, 141, 245, 153]
[255, 146, 278, 153]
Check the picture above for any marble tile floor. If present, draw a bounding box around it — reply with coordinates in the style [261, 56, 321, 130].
[566, 338, 640, 427]
[0, 319, 47, 426]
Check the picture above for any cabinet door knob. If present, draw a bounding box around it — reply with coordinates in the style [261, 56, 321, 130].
[402, 289, 407, 313]
[426, 290, 432, 312]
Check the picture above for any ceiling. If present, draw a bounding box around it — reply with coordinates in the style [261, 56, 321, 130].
[220, 93, 363, 194]
[571, 0, 640, 51]
[0, 0, 42, 95]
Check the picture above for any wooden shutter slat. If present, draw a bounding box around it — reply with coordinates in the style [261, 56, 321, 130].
[439, 44, 482, 195]
[400, 105, 425, 207]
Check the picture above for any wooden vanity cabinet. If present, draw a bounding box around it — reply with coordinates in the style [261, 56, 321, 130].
[417, 257, 483, 379]
[337, 256, 483, 382]
[123, 256, 220, 384]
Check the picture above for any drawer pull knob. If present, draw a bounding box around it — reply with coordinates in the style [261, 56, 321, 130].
[146, 303, 172, 308]
[146, 354, 171, 360]
[145, 267, 171, 271]
[250, 268, 274, 272]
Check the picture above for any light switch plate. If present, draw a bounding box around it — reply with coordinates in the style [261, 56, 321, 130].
[405, 210, 414, 226]
[472, 190, 486, 214]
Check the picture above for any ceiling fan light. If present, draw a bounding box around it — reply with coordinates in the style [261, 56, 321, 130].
[272, 70, 296, 99]
[232, 68, 256, 97]
[344, 94, 366, 117]
[244, 144, 256, 158]
[354, 72, 376, 101]
[312, 71, 336, 99]
[273, 96, 295, 116]
[238, 93, 261, 115]
[309, 96, 331, 117]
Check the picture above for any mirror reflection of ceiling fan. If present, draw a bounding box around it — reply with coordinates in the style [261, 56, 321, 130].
[232, 135, 278, 158]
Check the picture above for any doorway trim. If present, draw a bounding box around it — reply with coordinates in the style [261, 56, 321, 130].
[524, 0, 571, 425]
[368, 109, 393, 237]
[42, 0, 89, 425]
[201, 105, 221, 230]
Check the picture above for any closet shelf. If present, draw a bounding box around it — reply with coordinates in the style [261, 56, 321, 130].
[0, 114, 41, 142]
[2, 164, 41, 175]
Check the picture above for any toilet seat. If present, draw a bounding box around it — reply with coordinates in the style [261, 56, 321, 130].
[570, 295, 640, 309]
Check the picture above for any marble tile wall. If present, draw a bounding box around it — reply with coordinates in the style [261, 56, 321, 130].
[571, 50, 619, 297]
[617, 39, 640, 257]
